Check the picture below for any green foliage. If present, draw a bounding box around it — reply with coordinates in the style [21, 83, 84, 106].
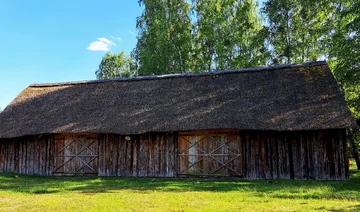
[132, 0, 268, 74]
[262, 0, 331, 64]
[95, 51, 133, 79]
[192, 0, 269, 71]
[326, 1, 360, 167]
[328, 0, 360, 119]
[132, 0, 192, 75]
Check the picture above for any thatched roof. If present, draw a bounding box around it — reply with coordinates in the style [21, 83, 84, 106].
[0, 61, 357, 138]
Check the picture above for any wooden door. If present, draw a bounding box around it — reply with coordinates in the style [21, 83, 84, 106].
[178, 133, 242, 176]
[54, 134, 99, 176]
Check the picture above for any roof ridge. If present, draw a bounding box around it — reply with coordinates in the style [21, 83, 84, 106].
[30, 61, 327, 88]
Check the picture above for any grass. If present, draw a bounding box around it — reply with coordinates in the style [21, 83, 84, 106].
[0, 164, 359, 211]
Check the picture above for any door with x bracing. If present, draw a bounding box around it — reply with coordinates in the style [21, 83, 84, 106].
[178, 133, 242, 176]
[54, 134, 99, 176]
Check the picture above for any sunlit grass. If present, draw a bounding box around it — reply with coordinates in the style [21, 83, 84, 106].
[0, 163, 359, 211]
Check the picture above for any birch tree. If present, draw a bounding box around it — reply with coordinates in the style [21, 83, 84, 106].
[132, 0, 192, 75]
[95, 51, 133, 79]
[193, 0, 268, 71]
[263, 0, 331, 64]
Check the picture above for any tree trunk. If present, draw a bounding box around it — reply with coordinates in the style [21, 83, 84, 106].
[348, 128, 360, 170]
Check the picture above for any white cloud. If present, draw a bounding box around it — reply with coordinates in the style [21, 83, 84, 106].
[87, 37, 117, 51]
[110, 35, 122, 41]
[128, 30, 135, 35]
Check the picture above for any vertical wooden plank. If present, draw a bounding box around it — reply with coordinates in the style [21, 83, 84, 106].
[271, 132, 278, 179]
[160, 134, 166, 176]
[208, 134, 213, 174]
[5, 140, 9, 172]
[104, 134, 109, 176]
[313, 131, 319, 179]
[164, 133, 171, 177]
[266, 134, 273, 179]
[325, 130, 333, 180]
[9, 141, 13, 172]
[121, 135, 128, 176]
[243, 133, 249, 178]
[49, 135, 55, 176]
[250, 132, 257, 179]
[253, 133, 260, 179]
[39, 137, 43, 175]
[238, 133, 243, 177]
[278, 133, 284, 179]
[222, 135, 229, 176]
[54, 136, 61, 174]
[18, 139, 23, 174]
[13, 140, 18, 173]
[0, 141, 2, 173]
[147, 133, 154, 177]
[317, 131, 324, 180]
[2, 141, 6, 172]
[112, 134, 117, 176]
[164, 133, 169, 177]
[168, 133, 176, 177]
[332, 131, 339, 179]
[277, 134, 288, 179]
[264, 133, 272, 179]
[173, 133, 178, 177]
[340, 129, 348, 180]
[125, 137, 132, 176]
[35, 136, 39, 175]
[243, 133, 250, 178]
[26, 137, 30, 174]
[3, 141, 7, 172]
[105, 134, 111, 176]
[300, 133, 308, 179]
[137, 135, 146, 177]
[132, 136, 138, 177]
[115, 135, 120, 176]
[98, 134, 105, 176]
[187, 136, 196, 173]
[111, 134, 116, 176]
[116, 135, 121, 176]
[5, 140, 9, 173]
[307, 131, 314, 179]
[291, 132, 300, 180]
[259, 133, 267, 179]
[38, 137, 43, 175]
[44, 136, 48, 175]
[302, 133, 309, 179]
[43, 136, 48, 175]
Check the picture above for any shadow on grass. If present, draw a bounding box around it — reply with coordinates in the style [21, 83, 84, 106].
[0, 170, 359, 201]
[322, 204, 360, 211]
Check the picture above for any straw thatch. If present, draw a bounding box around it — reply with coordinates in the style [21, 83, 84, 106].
[0, 61, 357, 138]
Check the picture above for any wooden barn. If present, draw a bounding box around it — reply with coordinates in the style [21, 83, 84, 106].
[0, 61, 357, 180]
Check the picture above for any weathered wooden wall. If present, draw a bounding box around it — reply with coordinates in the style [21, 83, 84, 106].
[0, 135, 55, 175]
[54, 134, 99, 176]
[98, 133, 177, 177]
[178, 129, 348, 180]
[0, 129, 348, 180]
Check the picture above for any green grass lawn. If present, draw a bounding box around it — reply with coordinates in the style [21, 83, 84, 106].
[0, 166, 359, 211]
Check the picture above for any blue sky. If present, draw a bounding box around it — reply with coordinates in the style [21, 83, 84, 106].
[0, 0, 142, 109]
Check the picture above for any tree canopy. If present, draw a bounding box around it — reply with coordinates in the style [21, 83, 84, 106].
[95, 51, 133, 79]
[132, 0, 192, 75]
